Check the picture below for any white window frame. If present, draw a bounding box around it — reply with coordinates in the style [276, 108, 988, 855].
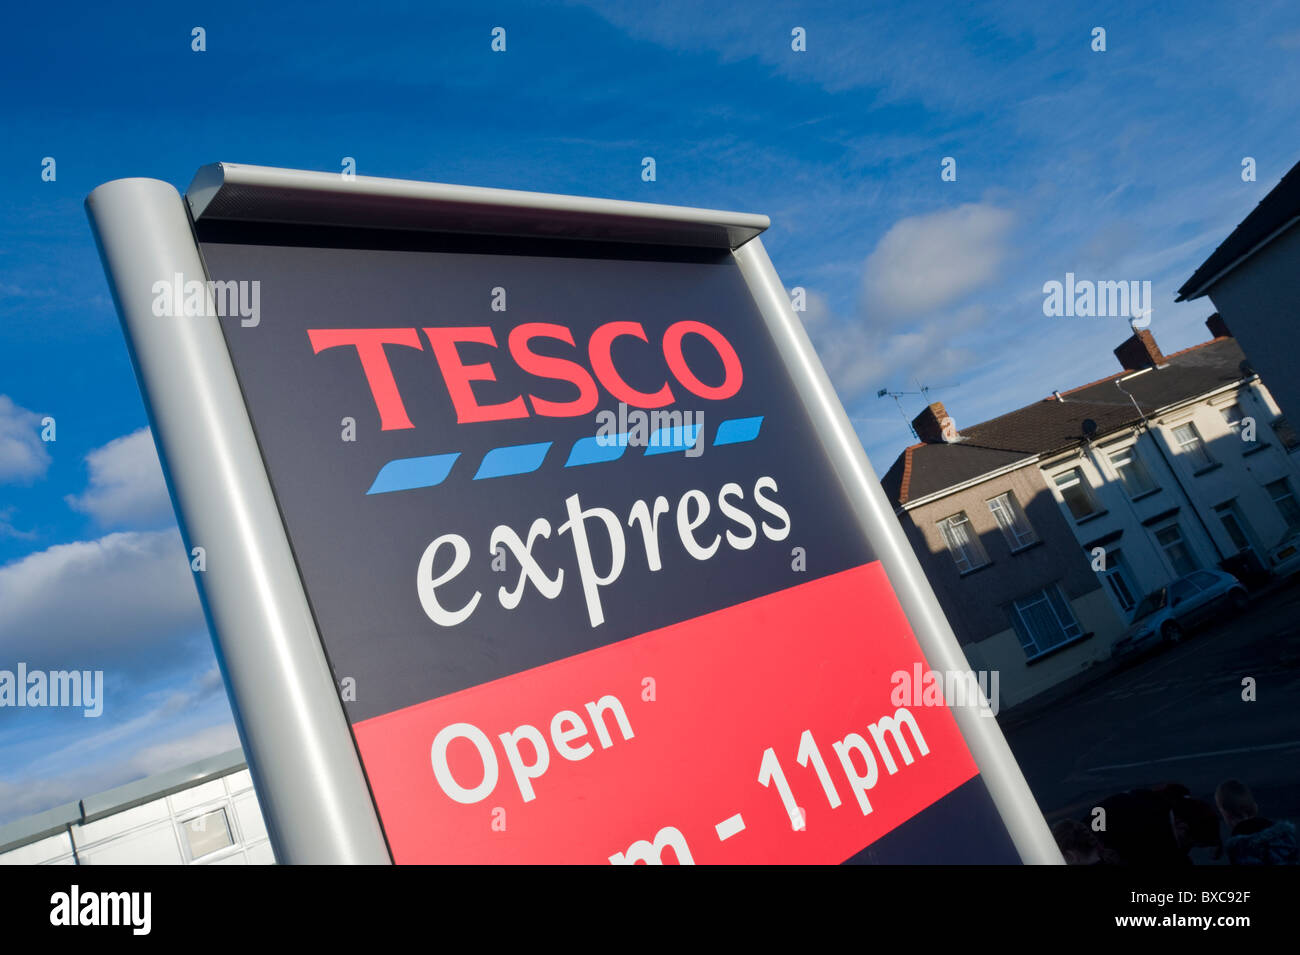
[1107, 445, 1156, 499]
[987, 491, 1037, 551]
[1154, 521, 1198, 576]
[1266, 478, 1300, 532]
[1009, 584, 1083, 658]
[937, 511, 989, 574]
[1172, 421, 1214, 470]
[179, 806, 236, 862]
[1221, 403, 1244, 433]
[1053, 467, 1098, 521]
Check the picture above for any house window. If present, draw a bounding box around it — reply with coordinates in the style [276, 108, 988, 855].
[1221, 403, 1244, 433]
[1009, 585, 1083, 657]
[1099, 548, 1138, 615]
[1107, 446, 1156, 498]
[1266, 478, 1300, 532]
[1273, 417, 1300, 452]
[937, 512, 989, 573]
[1172, 422, 1214, 470]
[1154, 523, 1198, 576]
[987, 491, 1037, 550]
[1054, 467, 1098, 520]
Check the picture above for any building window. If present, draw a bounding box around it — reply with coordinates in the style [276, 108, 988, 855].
[1154, 523, 1198, 576]
[181, 807, 234, 861]
[1221, 403, 1244, 433]
[937, 512, 989, 573]
[1273, 417, 1300, 452]
[1054, 467, 1098, 520]
[1172, 422, 1214, 470]
[1099, 548, 1138, 615]
[1266, 478, 1300, 532]
[1009, 585, 1083, 657]
[1107, 446, 1156, 498]
[987, 492, 1037, 551]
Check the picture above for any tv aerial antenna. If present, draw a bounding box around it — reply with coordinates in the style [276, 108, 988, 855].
[876, 382, 934, 441]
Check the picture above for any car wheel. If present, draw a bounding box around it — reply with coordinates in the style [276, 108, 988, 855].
[1162, 621, 1183, 645]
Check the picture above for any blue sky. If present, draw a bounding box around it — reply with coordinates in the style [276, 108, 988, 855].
[2, 0, 1299, 823]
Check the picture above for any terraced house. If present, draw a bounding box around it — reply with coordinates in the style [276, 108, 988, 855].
[882, 315, 1300, 707]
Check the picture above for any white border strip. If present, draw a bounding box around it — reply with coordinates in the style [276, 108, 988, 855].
[86, 178, 392, 864]
[733, 237, 1064, 864]
[188, 163, 770, 249]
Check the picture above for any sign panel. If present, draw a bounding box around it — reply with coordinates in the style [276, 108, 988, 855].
[192, 219, 1023, 863]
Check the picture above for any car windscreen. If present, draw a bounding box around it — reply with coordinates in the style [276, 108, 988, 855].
[1132, 587, 1167, 620]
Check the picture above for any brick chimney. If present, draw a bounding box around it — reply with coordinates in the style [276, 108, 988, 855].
[1206, 312, 1231, 338]
[1114, 329, 1165, 371]
[913, 402, 959, 443]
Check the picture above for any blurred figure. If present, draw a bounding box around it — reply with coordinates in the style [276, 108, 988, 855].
[1215, 779, 1299, 865]
[1094, 783, 1220, 865]
[1052, 819, 1107, 864]
[1169, 788, 1224, 864]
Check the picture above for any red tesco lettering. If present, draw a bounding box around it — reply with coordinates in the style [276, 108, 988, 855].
[307, 321, 743, 430]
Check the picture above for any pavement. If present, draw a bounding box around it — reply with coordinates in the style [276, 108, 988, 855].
[998, 575, 1300, 834]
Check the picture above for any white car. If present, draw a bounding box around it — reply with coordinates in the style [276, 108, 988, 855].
[1267, 530, 1300, 579]
[1111, 569, 1248, 659]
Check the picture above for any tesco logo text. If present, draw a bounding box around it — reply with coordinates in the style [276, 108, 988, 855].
[307, 320, 743, 430]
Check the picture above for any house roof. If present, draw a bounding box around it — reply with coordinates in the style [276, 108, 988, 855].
[1178, 158, 1300, 300]
[881, 337, 1249, 507]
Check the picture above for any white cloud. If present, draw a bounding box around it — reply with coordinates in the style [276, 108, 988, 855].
[0, 506, 36, 541]
[800, 282, 986, 409]
[125, 722, 240, 778]
[863, 203, 1015, 318]
[0, 528, 205, 670]
[4, 672, 228, 777]
[0, 395, 51, 483]
[65, 428, 173, 528]
[0, 706, 239, 825]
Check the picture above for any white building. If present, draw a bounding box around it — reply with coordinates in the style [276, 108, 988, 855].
[1038, 319, 1300, 626]
[882, 317, 1300, 708]
[0, 749, 274, 865]
[1178, 158, 1300, 427]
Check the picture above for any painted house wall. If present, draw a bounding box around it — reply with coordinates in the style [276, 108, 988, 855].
[898, 463, 1125, 706]
[1206, 223, 1300, 421]
[1041, 379, 1300, 621]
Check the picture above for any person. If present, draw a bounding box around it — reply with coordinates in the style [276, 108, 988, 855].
[1052, 819, 1108, 864]
[1215, 779, 1299, 865]
[1094, 783, 1219, 865]
[1169, 788, 1224, 864]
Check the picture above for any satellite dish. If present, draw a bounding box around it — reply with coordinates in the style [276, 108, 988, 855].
[1082, 418, 1098, 439]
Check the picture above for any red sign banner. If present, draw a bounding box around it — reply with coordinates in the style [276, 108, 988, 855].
[354, 562, 979, 863]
